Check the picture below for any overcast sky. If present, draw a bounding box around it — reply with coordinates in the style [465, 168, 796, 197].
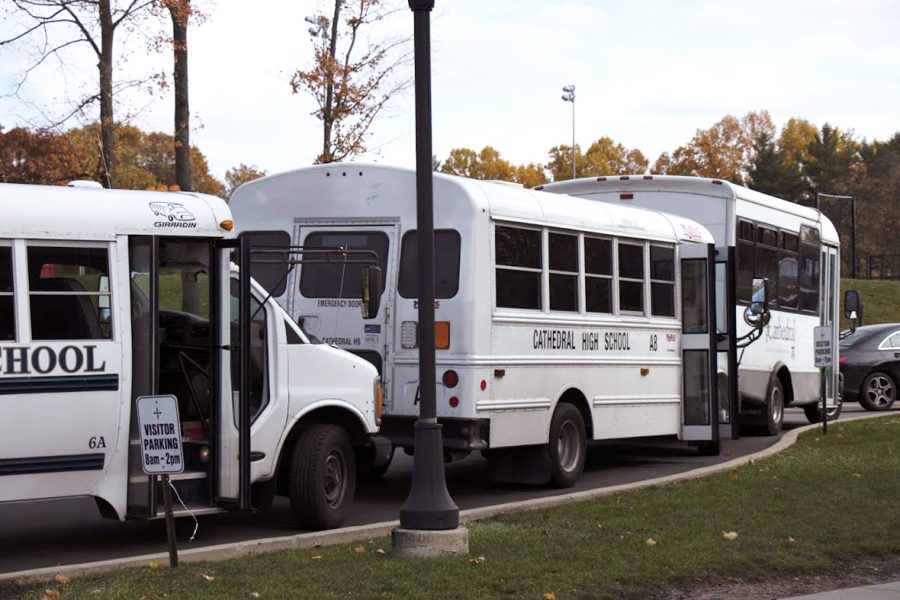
[1, 0, 898, 181]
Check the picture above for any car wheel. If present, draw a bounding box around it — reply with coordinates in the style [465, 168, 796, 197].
[859, 371, 896, 411]
[288, 424, 356, 530]
[548, 402, 586, 488]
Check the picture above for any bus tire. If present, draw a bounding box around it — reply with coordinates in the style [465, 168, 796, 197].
[803, 396, 843, 423]
[357, 446, 394, 481]
[762, 378, 784, 436]
[288, 424, 356, 530]
[548, 402, 586, 488]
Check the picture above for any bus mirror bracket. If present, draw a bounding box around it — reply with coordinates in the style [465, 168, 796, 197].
[361, 265, 383, 319]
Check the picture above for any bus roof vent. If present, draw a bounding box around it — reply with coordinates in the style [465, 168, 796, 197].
[67, 180, 104, 189]
[711, 180, 724, 186]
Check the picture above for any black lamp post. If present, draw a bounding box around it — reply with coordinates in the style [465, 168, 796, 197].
[399, 0, 459, 531]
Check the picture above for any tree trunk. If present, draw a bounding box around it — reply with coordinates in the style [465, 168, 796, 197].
[170, 0, 192, 191]
[98, 0, 115, 187]
[322, 0, 341, 163]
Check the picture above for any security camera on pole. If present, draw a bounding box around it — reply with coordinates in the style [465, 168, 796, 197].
[392, 0, 469, 558]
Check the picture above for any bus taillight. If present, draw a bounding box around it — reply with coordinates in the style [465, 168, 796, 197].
[442, 370, 458, 388]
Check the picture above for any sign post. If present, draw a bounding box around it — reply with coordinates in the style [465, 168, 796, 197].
[814, 326, 833, 435]
[137, 395, 184, 567]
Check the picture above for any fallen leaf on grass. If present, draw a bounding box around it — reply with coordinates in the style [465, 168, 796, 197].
[730, 470, 739, 481]
[147, 561, 161, 569]
[788, 537, 796, 544]
[468, 556, 486, 566]
[375, 548, 386, 555]
[311, 555, 323, 560]
[722, 531, 738, 541]
[354, 546, 366, 554]
[54, 574, 70, 585]
[249, 593, 260, 598]
[40, 591, 60, 600]
[200, 573, 215, 582]
[645, 538, 657, 547]
[543, 593, 557, 600]
[852, 473, 862, 478]
[243, 551, 256, 559]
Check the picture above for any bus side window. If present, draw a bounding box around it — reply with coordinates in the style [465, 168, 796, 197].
[0, 245, 14, 341]
[617, 241, 645, 313]
[798, 225, 820, 313]
[548, 231, 578, 312]
[650, 244, 675, 317]
[736, 220, 754, 302]
[495, 225, 541, 310]
[584, 236, 612, 314]
[756, 227, 778, 308]
[28, 245, 112, 340]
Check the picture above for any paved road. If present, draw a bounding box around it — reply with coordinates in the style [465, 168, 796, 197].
[0, 406, 866, 574]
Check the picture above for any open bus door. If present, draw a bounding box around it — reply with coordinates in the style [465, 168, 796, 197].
[715, 246, 739, 439]
[680, 242, 722, 454]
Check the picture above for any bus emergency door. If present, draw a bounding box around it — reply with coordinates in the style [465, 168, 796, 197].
[822, 244, 840, 410]
[680, 242, 720, 450]
[292, 223, 398, 380]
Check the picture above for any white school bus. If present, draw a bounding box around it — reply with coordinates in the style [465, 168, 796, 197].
[230, 165, 737, 486]
[539, 175, 842, 434]
[0, 182, 388, 530]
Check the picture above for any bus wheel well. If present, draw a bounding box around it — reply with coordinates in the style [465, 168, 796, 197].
[274, 407, 368, 496]
[775, 366, 794, 406]
[558, 388, 593, 439]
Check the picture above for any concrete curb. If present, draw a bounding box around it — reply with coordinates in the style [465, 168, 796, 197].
[2, 411, 890, 585]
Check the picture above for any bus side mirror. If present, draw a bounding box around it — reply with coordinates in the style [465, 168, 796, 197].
[361, 265, 382, 319]
[743, 277, 770, 329]
[844, 289, 862, 329]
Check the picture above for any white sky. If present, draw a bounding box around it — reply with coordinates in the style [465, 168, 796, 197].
[1, 0, 898, 181]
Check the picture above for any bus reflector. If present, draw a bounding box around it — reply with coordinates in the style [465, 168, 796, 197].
[401, 321, 418, 349]
[480, 379, 487, 391]
[442, 370, 459, 388]
[435, 321, 450, 349]
[620, 193, 634, 200]
[219, 219, 234, 231]
[494, 369, 506, 378]
[374, 376, 383, 425]
[449, 396, 459, 408]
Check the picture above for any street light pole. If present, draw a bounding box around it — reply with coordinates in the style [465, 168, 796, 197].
[398, 0, 460, 533]
[816, 192, 857, 279]
[561, 85, 575, 179]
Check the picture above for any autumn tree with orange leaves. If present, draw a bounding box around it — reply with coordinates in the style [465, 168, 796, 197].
[290, 0, 412, 163]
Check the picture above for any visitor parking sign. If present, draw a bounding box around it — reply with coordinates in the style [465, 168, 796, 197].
[136, 395, 184, 475]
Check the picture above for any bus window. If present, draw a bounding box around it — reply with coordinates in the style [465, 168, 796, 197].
[584, 236, 612, 314]
[495, 225, 541, 310]
[28, 245, 111, 340]
[549, 232, 578, 312]
[650, 245, 675, 317]
[736, 220, 754, 302]
[617, 241, 644, 313]
[299, 231, 388, 299]
[799, 225, 820, 313]
[756, 227, 778, 308]
[778, 232, 799, 310]
[0, 245, 13, 341]
[682, 259, 708, 334]
[398, 229, 461, 299]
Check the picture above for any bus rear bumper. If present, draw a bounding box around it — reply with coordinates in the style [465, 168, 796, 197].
[380, 416, 489, 451]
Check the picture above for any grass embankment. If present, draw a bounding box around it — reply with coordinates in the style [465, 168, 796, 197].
[15, 417, 900, 600]
[840, 278, 900, 330]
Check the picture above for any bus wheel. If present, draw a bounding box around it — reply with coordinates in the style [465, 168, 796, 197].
[288, 424, 356, 530]
[803, 396, 843, 423]
[762, 379, 784, 436]
[357, 446, 394, 481]
[548, 403, 586, 488]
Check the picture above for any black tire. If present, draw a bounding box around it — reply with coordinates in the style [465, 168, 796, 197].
[803, 395, 843, 423]
[547, 402, 586, 488]
[761, 378, 784, 436]
[251, 478, 277, 511]
[696, 440, 720, 456]
[859, 371, 897, 411]
[288, 425, 356, 530]
[357, 446, 394, 481]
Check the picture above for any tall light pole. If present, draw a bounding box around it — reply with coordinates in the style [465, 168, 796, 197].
[561, 85, 575, 179]
[393, 0, 466, 558]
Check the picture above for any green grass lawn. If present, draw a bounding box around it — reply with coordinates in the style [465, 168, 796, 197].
[13, 416, 900, 600]
[840, 278, 900, 330]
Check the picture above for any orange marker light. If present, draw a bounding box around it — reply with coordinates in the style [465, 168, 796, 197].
[435, 321, 450, 349]
[219, 219, 234, 231]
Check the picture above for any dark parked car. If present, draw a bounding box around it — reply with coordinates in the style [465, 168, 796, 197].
[839, 323, 900, 411]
